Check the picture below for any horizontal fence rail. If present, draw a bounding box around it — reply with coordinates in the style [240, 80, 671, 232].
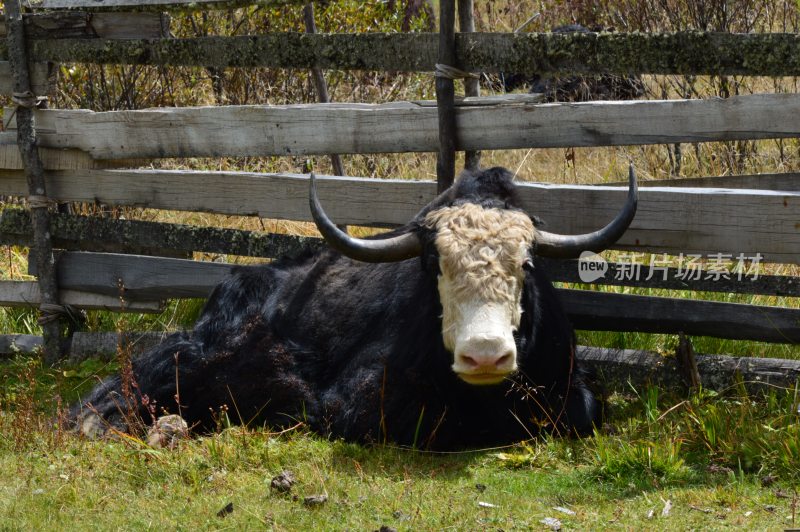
[23, 0, 306, 11]
[0, 12, 170, 39]
[0, 208, 320, 259]
[25, 251, 800, 343]
[0, 280, 162, 311]
[2, 171, 797, 262]
[9, 32, 800, 77]
[6, 94, 800, 158]
[562, 290, 800, 343]
[607, 172, 800, 191]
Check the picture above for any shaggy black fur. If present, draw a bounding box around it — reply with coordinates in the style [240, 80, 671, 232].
[70, 167, 600, 450]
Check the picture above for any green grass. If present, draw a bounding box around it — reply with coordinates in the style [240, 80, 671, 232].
[2, 433, 795, 530]
[0, 357, 799, 529]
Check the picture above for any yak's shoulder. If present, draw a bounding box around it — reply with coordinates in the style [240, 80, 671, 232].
[195, 248, 333, 328]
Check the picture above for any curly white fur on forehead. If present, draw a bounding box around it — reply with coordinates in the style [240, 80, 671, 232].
[425, 204, 535, 299]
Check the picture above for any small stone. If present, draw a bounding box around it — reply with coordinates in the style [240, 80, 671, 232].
[761, 474, 777, 487]
[147, 414, 189, 449]
[707, 464, 734, 475]
[477, 501, 498, 508]
[303, 494, 328, 507]
[553, 506, 576, 516]
[270, 470, 296, 493]
[540, 517, 562, 530]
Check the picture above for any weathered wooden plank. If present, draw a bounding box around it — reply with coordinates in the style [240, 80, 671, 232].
[611, 172, 800, 191]
[0, 208, 321, 259]
[23, 0, 306, 11]
[66, 331, 170, 362]
[2, 170, 796, 262]
[0, 209, 189, 258]
[0, 61, 52, 95]
[3, 12, 171, 39]
[0, 332, 170, 358]
[0, 169, 435, 227]
[526, 184, 799, 263]
[21, 31, 800, 77]
[28, 251, 800, 342]
[0, 334, 42, 354]
[0, 280, 163, 311]
[7, 94, 800, 158]
[0, 132, 141, 170]
[542, 258, 799, 297]
[577, 347, 800, 393]
[562, 289, 800, 343]
[31, 251, 233, 300]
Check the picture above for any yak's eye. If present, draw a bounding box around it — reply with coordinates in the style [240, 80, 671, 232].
[522, 258, 535, 272]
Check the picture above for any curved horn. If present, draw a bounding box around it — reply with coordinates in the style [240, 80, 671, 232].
[536, 165, 638, 259]
[309, 172, 423, 263]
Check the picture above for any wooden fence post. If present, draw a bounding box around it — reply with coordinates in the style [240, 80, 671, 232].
[302, 3, 345, 178]
[458, 0, 481, 171]
[436, 0, 457, 193]
[4, 0, 64, 364]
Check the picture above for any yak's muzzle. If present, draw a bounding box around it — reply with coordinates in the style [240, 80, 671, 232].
[450, 301, 518, 385]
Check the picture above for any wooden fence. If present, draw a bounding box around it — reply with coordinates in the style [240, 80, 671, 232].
[0, 0, 798, 379]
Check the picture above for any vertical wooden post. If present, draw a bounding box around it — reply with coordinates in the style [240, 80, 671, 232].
[458, 0, 481, 171]
[436, 0, 457, 193]
[303, 3, 345, 178]
[4, 0, 64, 364]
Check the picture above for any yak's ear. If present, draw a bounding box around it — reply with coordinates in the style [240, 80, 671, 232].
[417, 227, 441, 275]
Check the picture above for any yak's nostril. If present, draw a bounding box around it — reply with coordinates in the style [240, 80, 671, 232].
[495, 352, 513, 368]
[460, 355, 480, 368]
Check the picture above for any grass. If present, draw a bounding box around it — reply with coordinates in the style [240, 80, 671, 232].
[0, 357, 799, 529]
[2, 435, 793, 530]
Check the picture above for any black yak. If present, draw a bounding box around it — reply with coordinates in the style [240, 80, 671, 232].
[71, 166, 637, 450]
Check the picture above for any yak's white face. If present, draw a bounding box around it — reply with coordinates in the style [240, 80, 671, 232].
[425, 204, 535, 385]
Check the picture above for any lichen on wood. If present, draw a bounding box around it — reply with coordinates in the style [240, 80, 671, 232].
[23, 0, 312, 14]
[0, 207, 322, 259]
[19, 31, 800, 76]
[459, 31, 800, 76]
[4, 0, 64, 364]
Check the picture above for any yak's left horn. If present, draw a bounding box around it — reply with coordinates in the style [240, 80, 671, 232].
[309, 173, 423, 263]
[536, 165, 638, 259]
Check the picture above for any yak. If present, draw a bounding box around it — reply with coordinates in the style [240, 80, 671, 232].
[71, 166, 637, 450]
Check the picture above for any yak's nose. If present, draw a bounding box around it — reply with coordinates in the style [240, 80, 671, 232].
[453, 334, 517, 384]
